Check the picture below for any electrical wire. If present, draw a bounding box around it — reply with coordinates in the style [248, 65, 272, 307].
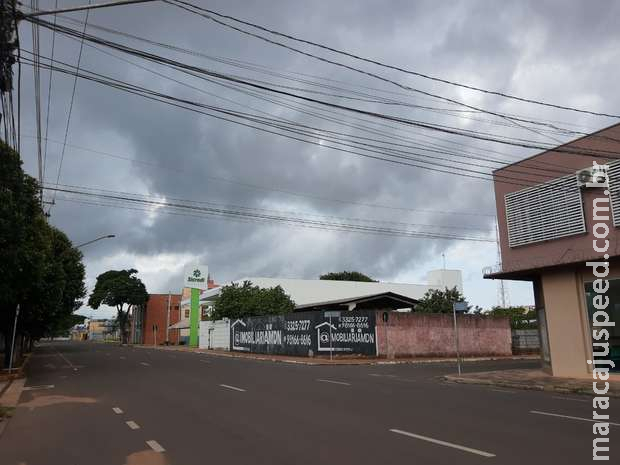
[167, 0, 620, 119]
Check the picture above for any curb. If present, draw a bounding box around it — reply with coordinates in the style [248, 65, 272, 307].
[0, 378, 27, 439]
[132, 344, 538, 366]
[442, 375, 620, 398]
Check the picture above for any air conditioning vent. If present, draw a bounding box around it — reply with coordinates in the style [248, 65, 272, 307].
[576, 166, 608, 187]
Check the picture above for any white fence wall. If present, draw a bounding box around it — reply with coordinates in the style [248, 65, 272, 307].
[199, 319, 230, 350]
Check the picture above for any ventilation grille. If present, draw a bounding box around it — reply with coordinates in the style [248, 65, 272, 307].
[505, 175, 585, 248]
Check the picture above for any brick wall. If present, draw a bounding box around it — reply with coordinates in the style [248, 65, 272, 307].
[375, 312, 512, 358]
[143, 294, 182, 345]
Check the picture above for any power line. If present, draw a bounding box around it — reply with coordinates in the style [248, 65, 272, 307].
[42, 0, 59, 185]
[24, 16, 620, 162]
[42, 183, 496, 242]
[49, 1, 91, 214]
[19, 53, 610, 193]
[21, 54, 574, 191]
[26, 134, 497, 218]
[168, 0, 620, 119]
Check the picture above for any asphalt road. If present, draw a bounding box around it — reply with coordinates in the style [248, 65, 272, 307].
[0, 341, 616, 465]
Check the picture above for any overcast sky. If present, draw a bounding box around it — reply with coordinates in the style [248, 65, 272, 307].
[16, 0, 620, 318]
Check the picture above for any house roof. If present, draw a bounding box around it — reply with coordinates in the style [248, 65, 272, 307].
[295, 291, 419, 310]
[182, 277, 439, 309]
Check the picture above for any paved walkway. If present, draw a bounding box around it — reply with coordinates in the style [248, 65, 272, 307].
[444, 368, 620, 397]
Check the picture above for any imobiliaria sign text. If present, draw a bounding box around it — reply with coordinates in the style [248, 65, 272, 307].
[586, 162, 613, 461]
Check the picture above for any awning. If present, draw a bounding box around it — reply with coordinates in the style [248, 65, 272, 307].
[168, 320, 190, 330]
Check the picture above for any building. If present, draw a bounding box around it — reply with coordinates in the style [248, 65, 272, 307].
[131, 293, 182, 345]
[189, 269, 463, 315]
[87, 319, 117, 341]
[174, 277, 218, 344]
[485, 123, 620, 379]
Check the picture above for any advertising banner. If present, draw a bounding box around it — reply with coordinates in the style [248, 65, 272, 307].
[230, 310, 376, 356]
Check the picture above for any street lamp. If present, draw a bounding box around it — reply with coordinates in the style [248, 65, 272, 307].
[76, 234, 116, 249]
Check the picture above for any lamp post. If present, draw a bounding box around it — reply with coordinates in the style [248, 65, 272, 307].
[76, 234, 115, 249]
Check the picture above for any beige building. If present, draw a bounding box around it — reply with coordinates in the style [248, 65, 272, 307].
[485, 123, 620, 380]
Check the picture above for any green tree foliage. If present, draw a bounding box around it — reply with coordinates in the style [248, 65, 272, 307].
[88, 269, 148, 344]
[319, 271, 376, 282]
[0, 142, 86, 366]
[211, 281, 295, 320]
[415, 287, 469, 313]
[486, 306, 537, 329]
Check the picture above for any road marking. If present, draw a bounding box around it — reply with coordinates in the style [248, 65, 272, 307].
[23, 384, 55, 391]
[389, 429, 496, 458]
[530, 410, 620, 426]
[112, 407, 123, 414]
[140, 362, 150, 366]
[551, 396, 589, 403]
[54, 347, 78, 371]
[219, 384, 246, 392]
[317, 379, 351, 386]
[146, 440, 165, 453]
[126, 421, 140, 430]
[490, 389, 516, 394]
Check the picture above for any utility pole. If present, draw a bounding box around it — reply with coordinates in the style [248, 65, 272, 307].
[165, 291, 171, 344]
[8, 304, 20, 374]
[0, 0, 17, 93]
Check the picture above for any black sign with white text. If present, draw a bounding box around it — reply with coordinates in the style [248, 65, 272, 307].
[230, 310, 377, 356]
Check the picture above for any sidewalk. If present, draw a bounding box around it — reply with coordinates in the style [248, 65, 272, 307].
[0, 378, 26, 437]
[132, 344, 537, 366]
[443, 369, 620, 397]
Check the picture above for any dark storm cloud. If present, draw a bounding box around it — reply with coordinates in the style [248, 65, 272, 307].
[16, 0, 620, 312]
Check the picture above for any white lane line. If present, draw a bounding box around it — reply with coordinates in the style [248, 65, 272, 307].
[389, 429, 496, 458]
[219, 384, 246, 392]
[112, 407, 123, 414]
[54, 347, 78, 372]
[140, 362, 151, 366]
[146, 440, 165, 453]
[317, 379, 351, 386]
[530, 410, 620, 426]
[551, 396, 589, 403]
[23, 384, 55, 391]
[126, 421, 140, 430]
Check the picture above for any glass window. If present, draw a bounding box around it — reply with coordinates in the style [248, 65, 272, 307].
[584, 279, 620, 372]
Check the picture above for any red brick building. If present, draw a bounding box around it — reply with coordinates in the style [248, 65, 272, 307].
[141, 294, 182, 345]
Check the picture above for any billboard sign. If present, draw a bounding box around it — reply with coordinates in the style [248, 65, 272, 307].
[183, 265, 209, 290]
[230, 310, 377, 356]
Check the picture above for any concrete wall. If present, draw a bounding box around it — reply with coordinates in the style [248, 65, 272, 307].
[199, 319, 230, 350]
[375, 312, 512, 358]
[511, 329, 540, 354]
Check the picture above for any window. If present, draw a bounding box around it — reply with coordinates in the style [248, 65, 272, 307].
[184, 309, 190, 319]
[505, 175, 585, 247]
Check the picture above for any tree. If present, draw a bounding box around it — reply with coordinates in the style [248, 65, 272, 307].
[486, 306, 537, 329]
[0, 141, 85, 367]
[88, 269, 148, 344]
[415, 287, 469, 314]
[211, 280, 295, 320]
[319, 271, 376, 282]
